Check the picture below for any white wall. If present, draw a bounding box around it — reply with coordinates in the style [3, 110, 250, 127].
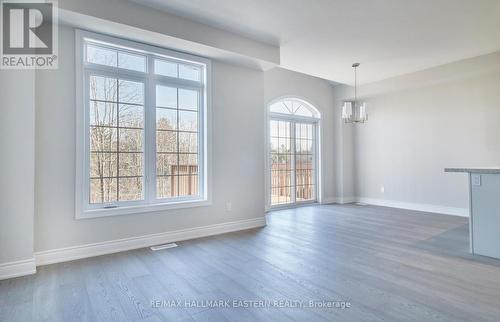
[10, 24, 498, 267]
[59, 0, 279, 70]
[34, 26, 265, 252]
[332, 85, 355, 202]
[264, 68, 337, 202]
[0, 70, 35, 264]
[334, 52, 500, 214]
[7, 17, 496, 278]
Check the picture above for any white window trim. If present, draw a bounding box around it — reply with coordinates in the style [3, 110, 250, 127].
[75, 29, 212, 219]
[264, 96, 322, 212]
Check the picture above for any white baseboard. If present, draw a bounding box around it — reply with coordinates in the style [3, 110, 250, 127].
[322, 196, 356, 204]
[357, 197, 468, 217]
[320, 196, 337, 204]
[0, 258, 36, 280]
[336, 196, 357, 204]
[35, 217, 266, 266]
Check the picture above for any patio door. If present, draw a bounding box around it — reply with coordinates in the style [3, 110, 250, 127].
[269, 118, 317, 207]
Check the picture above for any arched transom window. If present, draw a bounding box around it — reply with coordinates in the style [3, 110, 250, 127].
[269, 98, 320, 119]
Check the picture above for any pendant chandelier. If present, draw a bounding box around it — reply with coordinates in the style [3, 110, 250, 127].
[342, 63, 368, 123]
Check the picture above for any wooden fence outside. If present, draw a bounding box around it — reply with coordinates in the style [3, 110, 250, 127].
[271, 164, 314, 203]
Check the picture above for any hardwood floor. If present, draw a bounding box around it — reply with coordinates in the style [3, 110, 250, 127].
[2, 204, 500, 321]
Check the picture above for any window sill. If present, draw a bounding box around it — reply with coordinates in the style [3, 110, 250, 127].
[77, 199, 211, 220]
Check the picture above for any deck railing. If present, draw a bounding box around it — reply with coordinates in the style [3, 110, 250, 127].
[271, 164, 314, 202]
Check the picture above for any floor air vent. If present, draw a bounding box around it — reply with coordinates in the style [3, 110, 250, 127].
[150, 243, 178, 251]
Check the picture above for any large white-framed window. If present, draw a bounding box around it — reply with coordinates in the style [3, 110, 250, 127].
[265, 97, 321, 210]
[75, 30, 211, 219]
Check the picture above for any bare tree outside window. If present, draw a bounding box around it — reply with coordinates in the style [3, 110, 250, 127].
[156, 85, 199, 199]
[81, 36, 206, 211]
[89, 74, 145, 203]
[87, 44, 146, 204]
[269, 99, 318, 206]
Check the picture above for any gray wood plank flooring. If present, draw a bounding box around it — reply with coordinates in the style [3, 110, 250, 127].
[2, 204, 500, 321]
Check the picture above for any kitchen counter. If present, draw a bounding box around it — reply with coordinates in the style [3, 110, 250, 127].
[445, 167, 500, 174]
[445, 168, 500, 259]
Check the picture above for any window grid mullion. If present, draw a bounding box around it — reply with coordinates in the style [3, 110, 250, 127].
[82, 33, 207, 212]
[147, 54, 156, 204]
[291, 121, 296, 204]
[199, 86, 204, 197]
[268, 116, 318, 207]
[313, 123, 317, 200]
[176, 88, 180, 197]
[116, 76, 120, 202]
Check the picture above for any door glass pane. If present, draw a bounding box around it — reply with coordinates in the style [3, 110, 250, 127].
[269, 119, 316, 206]
[270, 119, 293, 206]
[296, 184, 315, 202]
[295, 122, 315, 202]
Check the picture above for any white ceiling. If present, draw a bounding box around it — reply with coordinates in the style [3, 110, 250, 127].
[135, 0, 500, 85]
